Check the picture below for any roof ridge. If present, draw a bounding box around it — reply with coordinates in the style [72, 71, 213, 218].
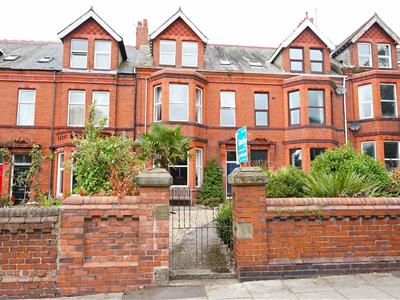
[209, 43, 276, 49]
[0, 39, 61, 44]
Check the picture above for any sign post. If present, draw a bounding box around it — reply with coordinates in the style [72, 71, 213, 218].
[236, 126, 248, 165]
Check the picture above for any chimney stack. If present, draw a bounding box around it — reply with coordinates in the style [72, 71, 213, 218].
[136, 19, 148, 49]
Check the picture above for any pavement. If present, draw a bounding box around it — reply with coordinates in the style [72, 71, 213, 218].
[41, 272, 400, 300]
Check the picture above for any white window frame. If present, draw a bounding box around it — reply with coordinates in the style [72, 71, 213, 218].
[94, 40, 112, 70]
[254, 93, 269, 127]
[70, 39, 88, 69]
[56, 153, 65, 196]
[358, 43, 372, 67]
[220, 91, 236, 127]
[169, 84, 189, 122]
[384, 141, 400, 169]
[10, 154, 31, 201]
[170, 158, 189, 187]
[159, 40, 176, 66]
[67, 90, 86, 127]
[17, 89, 36, 126]
[196, 88, 202, 124]
[380, 83, 397, 118]
[361, 141, 376, 159]
[92, 91, 110, 127]
[182, 41, 198, 67]
[154, 85, 162, 122]
[377, 43, 392, 69]
[358, 84, 374, 119]
[195, 148, 203, 187]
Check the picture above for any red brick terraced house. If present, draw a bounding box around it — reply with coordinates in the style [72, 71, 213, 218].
[0, 8, 399, 204]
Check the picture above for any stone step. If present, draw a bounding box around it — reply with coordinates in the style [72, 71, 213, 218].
[169, 269, 236, 281]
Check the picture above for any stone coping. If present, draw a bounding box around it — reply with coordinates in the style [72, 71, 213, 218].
[266, 197, 400, 206]
[0, 206, 60, 217]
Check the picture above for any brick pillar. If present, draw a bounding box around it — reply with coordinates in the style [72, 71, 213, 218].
[136, 168, 172, 285]
[228, 167, 268, 281]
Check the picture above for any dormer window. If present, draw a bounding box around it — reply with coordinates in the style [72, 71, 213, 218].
[160, 40, 176, 65]
[70, 39, 88, 68]
[358, 43, 372, 67]
[182, 41, 198, 67]
[377, 44, 392, 68]
[289, 48, 303, 72]
[94, 40, 112, 69]
[310, 49, 323, 73]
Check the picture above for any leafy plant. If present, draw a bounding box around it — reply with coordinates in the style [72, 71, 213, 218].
[139, 123, 192, 169]
[206, 243, 229, 273]
[265, 167, 306, 198]
[70, 105, 145, 196]
[37, 193, 63, 207]
[384, 167, 400, 197]
[197, 159, 225, 206]
[311, 145, 390, 188]
[303, 170, 383, 197]
[215, 200, 232, 247]
[0, 196, 12, 207]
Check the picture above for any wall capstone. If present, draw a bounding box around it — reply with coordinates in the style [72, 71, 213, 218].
[136, 168, 173, 187]
[228, 167, 268, 186]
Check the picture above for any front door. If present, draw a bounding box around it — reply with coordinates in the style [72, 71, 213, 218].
[11, 155, 31, 205]
[226, 150, 239, 198]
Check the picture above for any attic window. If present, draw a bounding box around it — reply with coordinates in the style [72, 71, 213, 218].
[248, 61, 263, 67]
[0, 49, 4, 56]
[219, 59, 231, 65]
[3, 54, 20, 61]
[38, 56, 54, 63]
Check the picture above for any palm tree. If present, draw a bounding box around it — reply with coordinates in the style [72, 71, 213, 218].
[139, 124, 192, 169]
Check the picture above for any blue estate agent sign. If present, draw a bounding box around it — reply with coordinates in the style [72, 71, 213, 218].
[236, 126, 248, 163]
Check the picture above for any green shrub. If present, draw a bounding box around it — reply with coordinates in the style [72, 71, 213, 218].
[265, 167, 306, 198]
[311, 145, 390, 188]
[384, 167, 400, 197]
[198, 160, 225, 206]
[304, 170, 384, 197]
[0, 197, 12, 207]
[215, 200, 232, 247]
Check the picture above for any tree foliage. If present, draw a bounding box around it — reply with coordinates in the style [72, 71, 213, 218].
[197, 159, 225, 206]
[139, 123, 192, 169]
[265, 167, 306, 198]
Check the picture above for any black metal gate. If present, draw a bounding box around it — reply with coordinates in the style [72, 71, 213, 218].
[169, 188, 233, 273]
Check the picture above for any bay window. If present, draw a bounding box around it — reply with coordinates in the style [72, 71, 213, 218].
[220, 91, 236, 126]
[170, 158, 188, 186]
[361, 141, 376, 158]
[17, 89, 36, 126]
[310, 148, 325, 161]
[182, 41, 198, 67]
[160, 40, 176, 65]
[254, 93, 269, 126]
[358, 84, 373, 119]
[377, 44, 391, 68]
[380, 84, 397, 117]
[308, 90, 325, 124]
[56, 153, 65, 196]
[94, 40, 112, 69]
[154, 85, 162, 122]
[196, 88, 202, 123]
[384, 141, 400, 169]
[92, 91, 110, 126]
[68, 90, 85, 126]
[289, 91, 300, 125]
[290, 149, 302, 168]
[196, 148, 203, 187]
[169, 84, 189, 121]
[70, 39, 88, 68]
[358, 43, 372, 67]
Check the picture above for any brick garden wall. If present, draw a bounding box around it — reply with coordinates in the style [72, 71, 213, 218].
[230, 167, 400, 282]
[0, 181, 170, 298]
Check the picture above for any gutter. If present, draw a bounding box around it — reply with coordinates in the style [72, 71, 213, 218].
[48, 70, 57, 197]
[342, 76, 349, 145]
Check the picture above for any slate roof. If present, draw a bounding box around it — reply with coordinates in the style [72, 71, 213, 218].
[0, 40, 344, 75]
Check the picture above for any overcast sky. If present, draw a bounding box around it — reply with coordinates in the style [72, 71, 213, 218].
[2, 0, 400, 47]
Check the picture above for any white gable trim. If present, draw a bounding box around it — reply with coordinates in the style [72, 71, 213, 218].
[149, 9, 208, 43]
[351, 15, 400, 45]
[269, 19, 335, 63]
[57, 9, 122, 42]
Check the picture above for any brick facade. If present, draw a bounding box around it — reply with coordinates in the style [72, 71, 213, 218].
[0, 10, 399, 202]
[230, 167, 400, 281]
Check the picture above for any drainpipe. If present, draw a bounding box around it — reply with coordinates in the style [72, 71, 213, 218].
[48, 70, 57, 197]
[342, 76, 348, 145]
[144, 76, 149, 132]
[133, 67, 138, 139]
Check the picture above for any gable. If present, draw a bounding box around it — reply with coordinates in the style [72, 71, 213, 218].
[157, 17, 200, 41]
[291, 27, 327, 47]
[68, 18, 113, 39]
[357, 23, 395, 43]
